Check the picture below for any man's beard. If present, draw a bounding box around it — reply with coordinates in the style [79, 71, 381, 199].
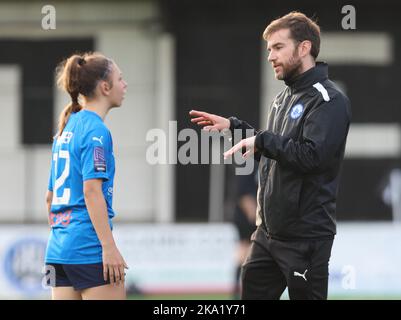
[279, 53, 302, 82]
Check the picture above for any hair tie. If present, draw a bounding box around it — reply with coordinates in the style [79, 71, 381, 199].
[78, 58, 86, 66]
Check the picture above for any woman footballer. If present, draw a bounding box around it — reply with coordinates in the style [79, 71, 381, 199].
[45, 52, 128, 300]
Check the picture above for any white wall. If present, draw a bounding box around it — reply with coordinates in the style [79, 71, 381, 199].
[0, 66, 26, 222]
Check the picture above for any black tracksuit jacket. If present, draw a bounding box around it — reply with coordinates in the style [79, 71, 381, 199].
[229, 62, 351, 240]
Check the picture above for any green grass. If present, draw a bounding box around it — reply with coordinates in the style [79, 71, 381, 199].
[128, 293, 232, 300]
[128, 293, 401, 300]
[328, 294, 401, 300]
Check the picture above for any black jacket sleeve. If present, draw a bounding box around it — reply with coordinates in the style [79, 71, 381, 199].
[254, 95, 351, 173]
[228, 116, 255, 137]
[228, 116, 262, 161]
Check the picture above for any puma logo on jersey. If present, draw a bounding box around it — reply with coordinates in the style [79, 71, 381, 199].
[92, 136, 103, 145]
[293, 269, 308, 281]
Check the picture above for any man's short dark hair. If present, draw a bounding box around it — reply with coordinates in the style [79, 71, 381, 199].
[263, 11, 321, 60]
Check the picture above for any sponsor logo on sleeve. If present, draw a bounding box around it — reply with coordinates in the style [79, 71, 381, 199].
[94, 146, 107, 172]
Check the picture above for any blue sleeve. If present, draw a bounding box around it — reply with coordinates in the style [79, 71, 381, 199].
[81, 125, 111, 181]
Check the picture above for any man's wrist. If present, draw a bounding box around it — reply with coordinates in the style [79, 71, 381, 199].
[224, 117, 230, 130]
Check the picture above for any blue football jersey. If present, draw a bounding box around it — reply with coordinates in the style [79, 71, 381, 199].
[45, 109, 115, 264]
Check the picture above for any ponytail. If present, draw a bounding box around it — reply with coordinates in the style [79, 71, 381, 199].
[56, 55, 84, 137]
[57, 99, 82, 138]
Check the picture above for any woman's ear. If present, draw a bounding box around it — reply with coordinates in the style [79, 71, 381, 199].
[99, 80, 111, 96]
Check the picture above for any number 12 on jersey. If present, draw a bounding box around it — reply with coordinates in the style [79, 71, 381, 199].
[52, 150, 71, 205]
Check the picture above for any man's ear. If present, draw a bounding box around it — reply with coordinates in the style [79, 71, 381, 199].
[299, 40, 312, 58]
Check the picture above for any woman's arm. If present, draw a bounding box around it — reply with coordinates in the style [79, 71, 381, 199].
[46, 190, 53, 213]
[45, 190, 53, 226]
[84, 178, 128, 285]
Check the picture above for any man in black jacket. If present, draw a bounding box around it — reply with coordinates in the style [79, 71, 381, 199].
[189, 11, 351, 300]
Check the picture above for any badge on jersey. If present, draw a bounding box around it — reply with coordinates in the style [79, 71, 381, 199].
[290, 103, 304, 120]
[94, 146, 107, 172]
